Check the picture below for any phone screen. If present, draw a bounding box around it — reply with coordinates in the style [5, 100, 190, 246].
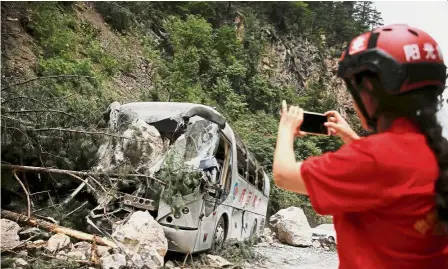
[301, 112, 328, 135]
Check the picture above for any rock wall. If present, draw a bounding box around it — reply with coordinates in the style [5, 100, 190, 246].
[259, 34, 354, 119]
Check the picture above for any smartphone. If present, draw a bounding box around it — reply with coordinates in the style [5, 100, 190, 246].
[300, 112, 329, 135]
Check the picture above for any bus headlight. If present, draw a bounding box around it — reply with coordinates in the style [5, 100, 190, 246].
[182, 207, 189, 214]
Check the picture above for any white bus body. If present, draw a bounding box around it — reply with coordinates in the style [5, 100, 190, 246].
[93, 102, 270, 254]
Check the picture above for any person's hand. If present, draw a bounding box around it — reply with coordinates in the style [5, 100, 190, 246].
[279, 100, 307, 137]
[324, 110, 360, 144]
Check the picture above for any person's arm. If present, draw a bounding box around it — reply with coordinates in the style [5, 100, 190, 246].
[272, 101, 307, 194]
[273, 128, 307, 194]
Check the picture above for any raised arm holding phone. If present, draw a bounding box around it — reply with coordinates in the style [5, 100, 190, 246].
[273, 24, 448, 269]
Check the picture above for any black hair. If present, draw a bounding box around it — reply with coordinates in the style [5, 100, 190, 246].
[355, 74, 448, 224]
[410, 92, 448, 224]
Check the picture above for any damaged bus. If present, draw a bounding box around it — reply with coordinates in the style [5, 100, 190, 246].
[87, 102, 270, 253]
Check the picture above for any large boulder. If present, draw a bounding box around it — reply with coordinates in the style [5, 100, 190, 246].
[269, 207, 312, 247]
[1, 219, 21, 249]
[111, 210, 168, 269]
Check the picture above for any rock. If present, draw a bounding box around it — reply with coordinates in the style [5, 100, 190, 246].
[100, 254, 127, 269]
[13, 258, 28, 267]
[46, 233, 70, 252]
[263, 228, 272, 236]
[18, 227, 50, 240]
[164, 260, 175, 268]
[28, 239, 46, 250]
[312, 240, 321, 248]
[205, 254, 232, 268]
[66, 251, 85, 260]
[97, 245, 112, 257]
[111, 210, 168, 269]
[56, 250, 67, 260]
[265, 235, 274, 244]
[1, 219, 21, 249]
[71, 241, 92, 257]
[269, 207, 312, 247]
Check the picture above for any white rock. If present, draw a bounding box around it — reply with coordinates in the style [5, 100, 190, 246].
[97, 245, 112, 257]
[269, 207, 313, 247]
[66, 251, 85, 260]
[13, 258, 28, 267]
[312, 240, 321, 248]
[111, 210, 168, 269]
[56, 250, 67, 260]
[71, 241, 92, 257]
[100, 254, 127, 269]
[1, 219, 21, 249]
[205, 254, 232, 267]
[265, 235, 274, 244]
[165, 260, 175, 268]
[263, 228, 272, 236]
[46, 233, 70, 252]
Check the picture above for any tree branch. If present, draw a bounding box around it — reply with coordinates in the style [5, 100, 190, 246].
[1, 164, 166, 185]
[1, 209, 117, 248]
[3, 110, 86, 125]
[32, 127, 146, 141]
[1, 75, 96, 91]
[12, 170, 32, 219]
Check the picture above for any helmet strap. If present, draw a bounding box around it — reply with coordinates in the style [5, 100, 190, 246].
[346, 81, 378, 132]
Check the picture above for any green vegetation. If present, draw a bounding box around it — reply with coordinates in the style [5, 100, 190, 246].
[1, 1, 382, 223]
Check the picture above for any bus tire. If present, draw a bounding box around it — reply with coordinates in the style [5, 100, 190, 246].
[211, 215, 226, 251]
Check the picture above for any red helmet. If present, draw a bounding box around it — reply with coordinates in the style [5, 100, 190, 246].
[338, 24, 446, 127]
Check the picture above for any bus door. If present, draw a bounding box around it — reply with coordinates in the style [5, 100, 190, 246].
[195, 132, 232, 251]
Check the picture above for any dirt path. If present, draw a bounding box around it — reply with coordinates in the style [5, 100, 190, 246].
[253, 243, 339, 269]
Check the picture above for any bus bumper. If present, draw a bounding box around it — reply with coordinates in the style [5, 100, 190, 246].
[162, 225, 199, 253]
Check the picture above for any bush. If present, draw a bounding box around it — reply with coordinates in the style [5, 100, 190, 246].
[95, 2, 135, 32]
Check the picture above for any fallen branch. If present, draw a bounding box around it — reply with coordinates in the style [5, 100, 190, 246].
[1, 96, 51, 107]
[61, 181, 88, 206]
[1, 74, 96, 91]
[32, 127, 148, 141]
[2, 164, 166, 185]
[1, 210, 117, 248]
[64, 172, 98, 194]
[3, 109, 86, 125]
[61, 201, 88, 220]
[12, 170, 31, 218]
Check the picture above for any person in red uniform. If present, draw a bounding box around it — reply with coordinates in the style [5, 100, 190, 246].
[273, 24, 448, 269]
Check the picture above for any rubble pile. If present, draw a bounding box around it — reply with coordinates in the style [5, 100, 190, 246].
[0, 211, 167, 269]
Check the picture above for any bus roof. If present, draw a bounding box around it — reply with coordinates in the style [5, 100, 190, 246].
[117, 101, 267, 175]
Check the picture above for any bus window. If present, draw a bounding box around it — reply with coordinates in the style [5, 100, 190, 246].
[237, 148, 246, 179]
[257, 169, 264, 192]
[248, 164, 256, 186]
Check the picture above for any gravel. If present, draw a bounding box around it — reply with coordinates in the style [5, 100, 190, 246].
[252, 243, 339, 269]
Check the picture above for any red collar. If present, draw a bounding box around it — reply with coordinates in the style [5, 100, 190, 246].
[387, 117, 420, 134]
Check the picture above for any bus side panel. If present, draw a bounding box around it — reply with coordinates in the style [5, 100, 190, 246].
[228, 207, 243, 241]
[194, 204, 234, 252]
[193, 209, 217, 252]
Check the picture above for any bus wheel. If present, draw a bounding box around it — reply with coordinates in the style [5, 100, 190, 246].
[212, 216, 226, 251]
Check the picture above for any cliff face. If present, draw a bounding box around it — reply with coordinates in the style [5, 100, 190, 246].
[1, 2, 354, 117]
[259, 35, 354, 119]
